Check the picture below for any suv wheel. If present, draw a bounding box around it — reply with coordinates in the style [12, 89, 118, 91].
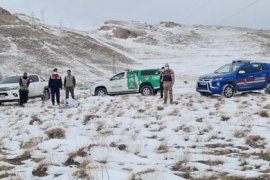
[96, 87, 107, 96]
[140, 85, 153, 96]
[223, 84, 235, 98]
[42, 89, 50, 101]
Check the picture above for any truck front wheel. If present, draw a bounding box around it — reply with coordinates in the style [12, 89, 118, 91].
[41, 89, 50, 101]
[96, 87, 107, 96]
[223, 84, 235, 98]
[140, 85, 153, 96]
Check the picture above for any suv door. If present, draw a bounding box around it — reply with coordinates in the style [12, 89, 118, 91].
[236, 64, 252, 91]
[251, 63, 267, 89]
[109, 72, 128, 93]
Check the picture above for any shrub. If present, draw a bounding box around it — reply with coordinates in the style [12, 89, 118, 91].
[32, 164, 48, 177]
[220, 115, 230, 121]
[245, 135, 265, 148]
[45, 128, 65, 139]
[83, 115, 101, 125]
[258, 110, 269, 118]
[29, 115, 41, 125]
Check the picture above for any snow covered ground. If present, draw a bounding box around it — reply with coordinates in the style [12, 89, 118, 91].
[1, 19, 270, 179]
[0, 87, 270, 179]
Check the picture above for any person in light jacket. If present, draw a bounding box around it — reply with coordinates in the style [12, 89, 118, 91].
[19, 72, 30, 106]
[162, 63, 175, 104]
[64, 69, 76, 99]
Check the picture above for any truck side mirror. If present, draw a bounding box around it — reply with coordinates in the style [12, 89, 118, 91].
[238, 70, 245, 75]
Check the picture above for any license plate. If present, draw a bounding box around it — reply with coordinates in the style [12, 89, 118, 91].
[199, 82, 206, 85]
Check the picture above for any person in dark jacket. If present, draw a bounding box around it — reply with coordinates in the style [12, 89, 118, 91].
[160, 67, 164, 98]
[19, 72, 30, 106]
[64, 69, 76, 99]
[48, 68, 62, 105]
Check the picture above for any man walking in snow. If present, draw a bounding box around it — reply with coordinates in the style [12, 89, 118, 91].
[162, 63, 175, 104]
[160, 67, 164, 99]
[19, 72, 30, 106]
[48, 68, 62, 105]
[64, 69, 76, 99]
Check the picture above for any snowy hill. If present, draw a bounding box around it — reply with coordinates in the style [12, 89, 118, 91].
[0, 8, 136, 83]
[1, 7, 270, 180]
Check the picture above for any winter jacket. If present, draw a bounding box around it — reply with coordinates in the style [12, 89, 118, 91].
[64, 75, 76, 88]
[19, 77, 30, 91]
[49, 74, 62, 90]
[162, 69, 174, 82]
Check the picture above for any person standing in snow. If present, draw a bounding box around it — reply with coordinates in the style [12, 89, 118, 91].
[48, 68, 62, 105]
[19, 72, 30, 106]
[160, 67, 165, 99]
[162, 63, 175, 104]
[64, 69, 76, 99]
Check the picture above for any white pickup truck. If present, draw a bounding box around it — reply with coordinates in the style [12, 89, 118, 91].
[90, 69, 161, 96]
[0, 74, 50, 105]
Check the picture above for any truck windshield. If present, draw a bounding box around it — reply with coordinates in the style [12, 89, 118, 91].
[0, 76, 21, 84]
[215, 64, 241, 74]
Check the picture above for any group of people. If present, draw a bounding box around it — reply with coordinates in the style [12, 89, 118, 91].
[19, 64, 174, 106]
[159, 63, 175, 104]
[19, 69, 76, 106]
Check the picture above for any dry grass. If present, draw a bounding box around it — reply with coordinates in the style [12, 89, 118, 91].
[72, 160, 92, 180]
[198, 160, 224, 166]
[157, 106, 164, 111]
[233, 129, 247, 138]
[4, 151, 31, 165]
[257, 110, 269, 118]
[118, 144, 127, 151]
[29, 115, 42, 125]
[168, 108, 180, 116]
[245, 135, 265, 148]
[45, 128, 65, 139]
[157, 140, 169, 153]
[220, 115, 230, 121]
[64, 146, 93, 166]
[258, 150, 270, 161]
[83, 115, 101, 125]
[32, 164, 48, 177]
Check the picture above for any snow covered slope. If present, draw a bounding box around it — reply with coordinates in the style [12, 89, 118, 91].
[0, 8, 136, 83]
[1, 8, 270, 180]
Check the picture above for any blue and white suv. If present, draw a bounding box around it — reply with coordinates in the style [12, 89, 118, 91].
[196, 60, 270, 98]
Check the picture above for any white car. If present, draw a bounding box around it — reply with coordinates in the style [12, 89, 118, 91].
[0, 74, 50, 105]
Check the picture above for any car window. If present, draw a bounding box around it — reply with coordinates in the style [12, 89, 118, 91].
[141, 70, 160, 76]
[252, 64, 265, 73]
[111, 72, 125, 81]
[215, 64, 241, 74]
[40, 76, 46, 82]
[240, 64, 251, 74]
[0, 76, 21, 84]
[29, 75, 39, 82]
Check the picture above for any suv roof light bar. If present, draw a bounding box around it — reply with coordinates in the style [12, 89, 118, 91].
[232, 60, 251, 64]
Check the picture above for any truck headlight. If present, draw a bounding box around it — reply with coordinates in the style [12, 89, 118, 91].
[8, 87, 19, 90]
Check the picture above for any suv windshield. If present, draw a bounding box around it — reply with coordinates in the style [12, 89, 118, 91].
[0, 76, 21, 84]
[215, 64, 241, 74]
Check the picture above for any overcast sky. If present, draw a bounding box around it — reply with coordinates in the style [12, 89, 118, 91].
[0, 0, 269, 30]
